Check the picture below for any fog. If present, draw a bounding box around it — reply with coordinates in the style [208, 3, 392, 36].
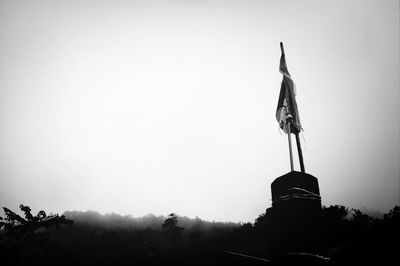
[63, 210, 239, 238]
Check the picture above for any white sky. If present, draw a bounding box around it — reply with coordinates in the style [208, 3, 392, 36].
[0, 0, 399, 222]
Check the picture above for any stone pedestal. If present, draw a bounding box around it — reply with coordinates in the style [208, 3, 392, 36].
[267, 171, 322, 253]
[271, 171, 321, 213]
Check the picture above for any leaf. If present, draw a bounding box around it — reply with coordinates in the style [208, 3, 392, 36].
[20, 204, 34, 221]
[37, 210, 47, 220]
[3, 207, 26, 224]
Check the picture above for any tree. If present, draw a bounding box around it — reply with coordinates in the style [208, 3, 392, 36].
[162, 213, 179, 232]
[350, 209, 373, 226]
[0, 204, 73, 243]
[383, 205, 399, 220]
[322, 205, 349, 222]
[161, 213, 184, 247]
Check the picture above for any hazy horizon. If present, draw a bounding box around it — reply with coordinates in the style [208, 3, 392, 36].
[0, 0, 399, 223]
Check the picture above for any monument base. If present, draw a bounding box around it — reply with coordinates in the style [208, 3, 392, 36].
[266, 171, 322, 253]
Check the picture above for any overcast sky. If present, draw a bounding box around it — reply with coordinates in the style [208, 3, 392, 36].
[0, 0, 399, 222]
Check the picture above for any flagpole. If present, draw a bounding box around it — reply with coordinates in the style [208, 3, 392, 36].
[281, 42, 294, 172]
[295, 132, 305, 173]
[287, 121, 294, 172]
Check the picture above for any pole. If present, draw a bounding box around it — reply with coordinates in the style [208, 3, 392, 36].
[295, 132, 305, 173]
[287, 121, 294, 172]
[282, 42, 293, 171]
[280, 41, 305, 173]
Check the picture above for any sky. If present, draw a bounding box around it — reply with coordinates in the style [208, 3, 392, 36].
[0, 0, 399, 223]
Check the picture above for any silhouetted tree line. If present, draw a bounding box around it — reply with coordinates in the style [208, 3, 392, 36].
[0, 204, 399, 265]
[231, 204, 400, 265]
[0, 204, 73, 265]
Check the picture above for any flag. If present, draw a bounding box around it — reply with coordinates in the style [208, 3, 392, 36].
[276, 44, 302, 134]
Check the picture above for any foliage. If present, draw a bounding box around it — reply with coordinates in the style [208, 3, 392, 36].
[161, 213, 179, 232]
[161, 213, 184, 250]
[0, 204, 399, 265]
[0, 204, 72, 243]
[322, 205, 349, 222]
[383, 205, 399, 220]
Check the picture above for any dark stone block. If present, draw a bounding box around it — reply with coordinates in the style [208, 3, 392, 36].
[267, 171, 323, 253]
[271, 171, 320, 205]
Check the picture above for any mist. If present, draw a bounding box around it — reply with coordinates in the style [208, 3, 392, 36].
[63, 210, 239, 238]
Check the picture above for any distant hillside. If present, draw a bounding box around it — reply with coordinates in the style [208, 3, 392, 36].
[1, 205, 398, 265]
[63, 210, 240, 240]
